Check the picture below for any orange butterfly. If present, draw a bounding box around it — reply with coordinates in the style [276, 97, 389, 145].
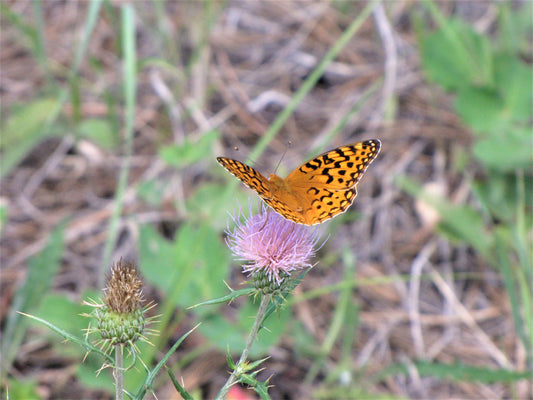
[217, 139, 381, 225]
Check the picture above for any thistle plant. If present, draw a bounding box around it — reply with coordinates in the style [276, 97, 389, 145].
[86, 259, 155, 400]
[217, 204, 322, 399]
[19, 257, 185, 400]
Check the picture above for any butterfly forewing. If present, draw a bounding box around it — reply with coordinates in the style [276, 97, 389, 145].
[216, 157, 273, 199]
[286, 139, 381, 189]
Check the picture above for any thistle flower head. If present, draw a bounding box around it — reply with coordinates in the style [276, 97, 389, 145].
[226, 204, 322, 290]
[94, 259, 147, 346]
[103, 259, 143, 313]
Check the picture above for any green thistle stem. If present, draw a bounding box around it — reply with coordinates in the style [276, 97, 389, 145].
[114, 344, 123, 400]
[217, 294, 272, 399]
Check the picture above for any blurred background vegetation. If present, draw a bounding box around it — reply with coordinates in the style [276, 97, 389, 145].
[0, 1, 531, 399]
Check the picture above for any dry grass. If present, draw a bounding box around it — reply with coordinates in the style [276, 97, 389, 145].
[1, 1, 530, 399]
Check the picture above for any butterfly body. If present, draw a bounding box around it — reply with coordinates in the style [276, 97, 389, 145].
[217, 139, 381, 225]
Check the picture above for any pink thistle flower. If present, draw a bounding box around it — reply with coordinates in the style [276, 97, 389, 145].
[226, 203, 322, 286]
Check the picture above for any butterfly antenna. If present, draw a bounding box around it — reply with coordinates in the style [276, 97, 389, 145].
[273, 140, 293, 174]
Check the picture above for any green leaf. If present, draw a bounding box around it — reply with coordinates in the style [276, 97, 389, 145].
[186, 182, 251, 230]
[4, 378, 40, 400]
[166, 367, 194, 400]
[473, 128, 533, 172]
[0, 98, 62, 177]
[420, 19, 492, 90]
[31, 291, 114, 394]
[455, 87, 505, 134]
[1, 224, 64, 376]
[33, 292, 96, 351]
[493, 54, 533, 122]
[238, 374, 271, 400]
[19, 310, 113, 358]
[199, 312, 247, 353]
[77, 118, 119, 149]
[254, 382, 271, 400]
[138, 225, 181, 291]
[76, 356, 114, 393]
[159, 129, 219, 167]
[437, 205, 492, 259]
[226, 350, 236, 369]
[472, 173, 533, 223]
[246, 357, 270, 371]
[199, 298, 289, 356]
[137, 179, 167, 207]
[400, 176, 495, 260]
[498, 2, 533, 55]
[138, 222, 229, 309]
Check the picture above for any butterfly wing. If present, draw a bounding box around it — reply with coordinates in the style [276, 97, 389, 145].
[285, 139, 381, 224]
[286, 140, 381, 189]
[217, 157, 308, 224]
[216, 157, 273, 199]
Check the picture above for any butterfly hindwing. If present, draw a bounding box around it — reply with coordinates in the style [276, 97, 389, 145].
[301, 186, 357, 225]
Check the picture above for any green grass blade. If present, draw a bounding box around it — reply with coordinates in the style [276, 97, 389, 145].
[100, 3, 136, 286]
[30, 0, 50, 82]
[375, 360, 530, 384]
[0, 3, 38, 56]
